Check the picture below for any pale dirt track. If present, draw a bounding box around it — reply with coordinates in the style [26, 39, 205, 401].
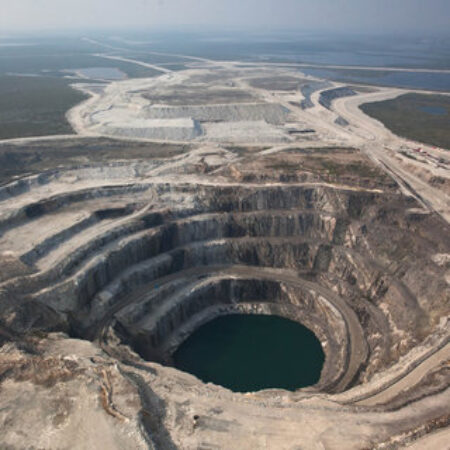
[355, 343, 450, 406]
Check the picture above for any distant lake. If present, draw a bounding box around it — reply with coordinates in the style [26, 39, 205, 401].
[263, 50, 430, 67]
[76, 67, 126, 80]
[418, 105, 447, 115]
[301, 68, 450, 92]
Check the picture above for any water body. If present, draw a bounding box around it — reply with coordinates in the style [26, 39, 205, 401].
[301, 68, 450, 92]
[418, 105, 448, 115]
[262, 50, 429, 67]
[173, 314, 325, 392]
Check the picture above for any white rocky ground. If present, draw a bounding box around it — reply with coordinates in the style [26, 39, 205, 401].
[66, 60, 450, 222]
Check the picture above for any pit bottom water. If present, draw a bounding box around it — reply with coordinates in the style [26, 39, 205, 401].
[173, 314, 325, 392]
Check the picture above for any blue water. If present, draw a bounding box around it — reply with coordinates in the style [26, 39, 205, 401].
[418, 105, 448, 115]
[301, 68, 450, 92]
[173, 314, 325, 392]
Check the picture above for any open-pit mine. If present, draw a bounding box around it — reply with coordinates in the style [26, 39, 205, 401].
[0, 56, 449, 449]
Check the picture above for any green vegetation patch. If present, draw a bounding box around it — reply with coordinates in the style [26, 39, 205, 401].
[361, 93, 450, 150]
[0, 75, 90, 139]
[0, 75, 89, 140]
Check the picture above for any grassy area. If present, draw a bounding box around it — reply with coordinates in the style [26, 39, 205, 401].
[0, 75, 89, 140]
[361, 94, 450, 150]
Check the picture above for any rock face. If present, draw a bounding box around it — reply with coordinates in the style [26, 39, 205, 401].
[0, 136, 448, 449]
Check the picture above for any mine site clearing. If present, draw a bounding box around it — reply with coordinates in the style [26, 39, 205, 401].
[1, 134, 449, 448]
[0, 47, 449, 449]
[65, 53, 450, 222]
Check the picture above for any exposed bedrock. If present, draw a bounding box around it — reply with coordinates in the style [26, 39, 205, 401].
[1, 177, 447, 399]
[1, 62, 450, 448]
[113, 276, 351, 392]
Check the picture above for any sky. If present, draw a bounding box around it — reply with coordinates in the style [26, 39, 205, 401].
[1, 0, 449, 34]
